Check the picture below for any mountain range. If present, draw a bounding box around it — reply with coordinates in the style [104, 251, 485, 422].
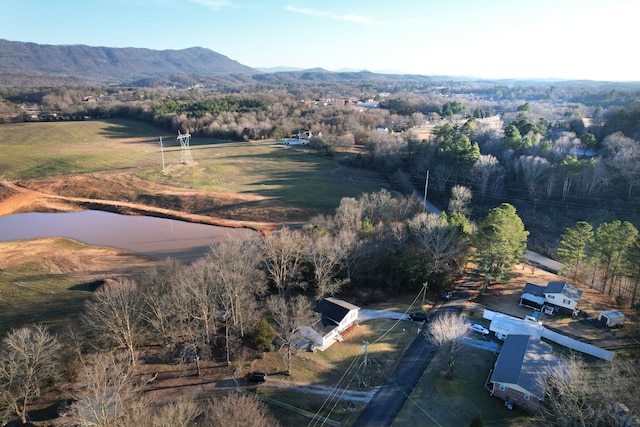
[2, 39, 632, 89]
[0, 39, 256, 85]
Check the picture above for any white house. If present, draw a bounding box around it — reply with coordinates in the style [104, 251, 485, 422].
[520, 280, 583, 315]
[301, 297, 360, 351]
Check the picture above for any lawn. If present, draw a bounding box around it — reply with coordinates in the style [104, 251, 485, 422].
[248, 318, 418, 426]
[393, 345, 538, 427]
[0, 119, 389, 212]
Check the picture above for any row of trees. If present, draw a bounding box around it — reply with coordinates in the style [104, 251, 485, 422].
[558, 219, 640, 306]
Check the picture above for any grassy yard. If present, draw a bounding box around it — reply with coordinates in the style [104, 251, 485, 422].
[393, 345, 538, 427]
[249, 318, 418, 426]
[0, 119, 388, 212]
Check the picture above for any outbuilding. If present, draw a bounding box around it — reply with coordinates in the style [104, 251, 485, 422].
[597, 309, 625, 328]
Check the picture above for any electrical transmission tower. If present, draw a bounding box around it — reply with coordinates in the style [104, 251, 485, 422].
[177, 130, 193, 164]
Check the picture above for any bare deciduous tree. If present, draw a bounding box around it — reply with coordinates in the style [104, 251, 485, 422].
[138, 258, 185, 343]
[204, 393, 281, 427]
[472, 154, 504, 198]
[263, 227, 307, 295]
[408, 213, 468, 275]
[516, 155, 550, 198]
[0, 325, 62, 424]
[201, 238, 266, 338]
[82, 279, 143, 366]
[131, 399, 203, 427]
[448, 185, 472, 216]
[428, 311, 467, 379]
[304, 230, 349, 300]
[603, 132, 640, 200]
[266, 295, 313, 375]
[538, 356, 640, 427]
[65, 352, 150, 427]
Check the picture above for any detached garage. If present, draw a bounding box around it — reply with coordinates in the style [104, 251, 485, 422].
[597, 310, 625, 328]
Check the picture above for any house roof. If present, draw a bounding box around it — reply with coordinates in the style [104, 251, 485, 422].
[546, 281, 583, 301]
[490, 335, 556, 399]
[315, 297, 359, 325]
[523, 282, 546, 297]
[489, 313, 544, 339]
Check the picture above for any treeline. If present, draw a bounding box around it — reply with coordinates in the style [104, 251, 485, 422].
[559, 220, 640, 307]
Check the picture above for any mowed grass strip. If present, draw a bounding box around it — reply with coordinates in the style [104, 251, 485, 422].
[1, 120, 389, 211]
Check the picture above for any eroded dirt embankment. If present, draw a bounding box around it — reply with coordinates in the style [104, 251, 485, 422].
[0, 174, 314, 233]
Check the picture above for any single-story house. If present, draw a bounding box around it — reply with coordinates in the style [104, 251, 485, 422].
[301, 297, 360, 351]
[488, 334, 557, 413]
[520, 280, 583, 315]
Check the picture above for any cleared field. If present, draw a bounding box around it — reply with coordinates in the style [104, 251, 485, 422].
[0, 238, 153, 335]
[0, 119, 389, 212]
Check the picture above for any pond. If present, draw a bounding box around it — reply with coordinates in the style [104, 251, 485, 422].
[0, 210, 258, 261]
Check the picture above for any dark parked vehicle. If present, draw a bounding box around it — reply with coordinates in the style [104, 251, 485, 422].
[441, 291, 453, 300]
[409, 312, 429, 322]
[247, 372, 267, 383]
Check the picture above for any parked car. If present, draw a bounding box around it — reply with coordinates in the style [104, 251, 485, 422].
[468, 323, 490, 335]
[247, 372, 267, 383]
[409, 312, 429, 322]
[441, 291, 453, 300]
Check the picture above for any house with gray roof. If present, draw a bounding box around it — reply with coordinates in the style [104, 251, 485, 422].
[301, 297, 360, 351]
[488, 334, 557, 413]
[519, 280, 583, 315]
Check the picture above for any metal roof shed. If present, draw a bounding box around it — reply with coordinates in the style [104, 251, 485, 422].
[488, 312, 544, 340]
[597, 309, 625, 327]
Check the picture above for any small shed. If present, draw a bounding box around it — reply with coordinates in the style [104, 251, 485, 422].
[597, 310, 625, 328]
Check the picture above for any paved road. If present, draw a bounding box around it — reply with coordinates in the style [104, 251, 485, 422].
[352, 330, 436, 427]
[353, 275, 496, 427]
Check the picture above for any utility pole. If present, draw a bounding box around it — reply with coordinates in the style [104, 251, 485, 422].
[421, 281, 429, 308]
[362, 340, 369, 387]
[159, 136, 165, 172]
[424, 170, 430, 212]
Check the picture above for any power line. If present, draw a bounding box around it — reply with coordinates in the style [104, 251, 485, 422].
[308, 286, 427, 427]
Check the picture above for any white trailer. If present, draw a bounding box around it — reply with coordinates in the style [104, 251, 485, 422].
[597, 310, 625, 328]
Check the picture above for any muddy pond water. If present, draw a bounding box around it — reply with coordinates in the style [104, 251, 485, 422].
[0, 211, 258, 261]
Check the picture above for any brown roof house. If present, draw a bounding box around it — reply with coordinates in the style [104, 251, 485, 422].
[301, 297, 360, 351]
[488, 334, 558, 413]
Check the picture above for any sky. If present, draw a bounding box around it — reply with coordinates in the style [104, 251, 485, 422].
[1, 0, 638, 81]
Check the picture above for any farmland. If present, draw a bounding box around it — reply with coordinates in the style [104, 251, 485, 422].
[0, 119, 389, 218]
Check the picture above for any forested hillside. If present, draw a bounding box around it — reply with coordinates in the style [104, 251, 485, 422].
[0, 39, 256, 85]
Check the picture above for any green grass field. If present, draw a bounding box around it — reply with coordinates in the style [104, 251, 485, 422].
[0, 119, 388, 212]
[0, 243, 89, 335]
[393, 346, 535, 427]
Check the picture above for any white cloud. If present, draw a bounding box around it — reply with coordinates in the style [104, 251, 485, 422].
[285, 5, 384, 26]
